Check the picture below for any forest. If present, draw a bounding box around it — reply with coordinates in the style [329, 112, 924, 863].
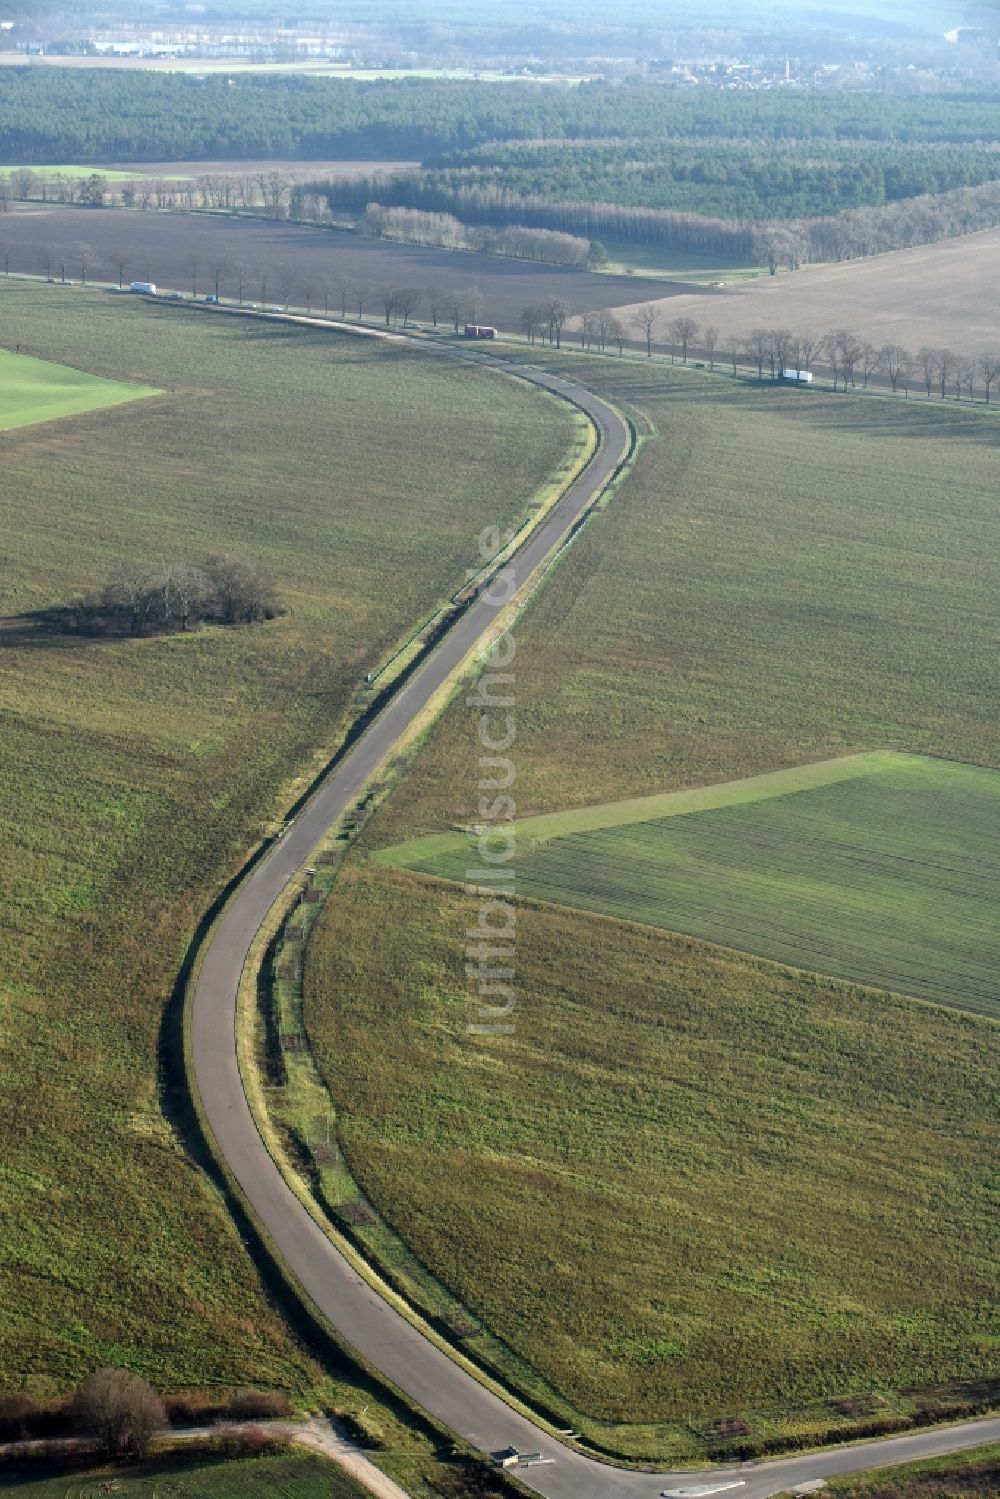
[8, 71, 1000, 265]
[8, 70, 1000, 177]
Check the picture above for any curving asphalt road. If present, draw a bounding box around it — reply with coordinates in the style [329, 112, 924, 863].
[187, 335, 1000, 1499]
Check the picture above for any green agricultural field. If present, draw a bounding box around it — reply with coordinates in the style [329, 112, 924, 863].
[2, 163, 150, 180]
[302, 355, 1000, 1455]
[595, 238, 765, 284]
[381, 752, 1000, 1018]
[4, 1449, 367, 1499]
[0, 281, 577, 1395]
[305, 861, 999, 1442]
[0, 346, 159, 430]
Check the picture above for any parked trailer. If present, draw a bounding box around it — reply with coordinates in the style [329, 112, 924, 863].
[781, 368, 813, 383]
[129, 281, 157, 295]
[465, 324, 498, 339]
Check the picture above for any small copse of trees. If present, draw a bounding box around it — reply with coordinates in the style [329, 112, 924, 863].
[71, 1369, 165, 1459]
[47, 554, 285, 638]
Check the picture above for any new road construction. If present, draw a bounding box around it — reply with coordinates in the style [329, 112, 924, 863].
[185, 321, 1000, 1499]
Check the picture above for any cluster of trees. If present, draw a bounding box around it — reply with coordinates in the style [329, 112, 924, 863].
[361, 203, 590, 266]
[0, 168, 108, 210]
[46, 555, 284, 637]
[0, 166, 302, 216]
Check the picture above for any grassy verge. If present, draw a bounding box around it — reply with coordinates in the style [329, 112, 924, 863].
[821, 1441, 1000, 1496]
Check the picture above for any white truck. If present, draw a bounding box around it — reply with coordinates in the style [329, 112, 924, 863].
[129, 281, 157, 295]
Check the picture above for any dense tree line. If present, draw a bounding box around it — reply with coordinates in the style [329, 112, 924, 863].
[10, 70, 1000, 167]
[310, 170, 1000, 268]
[43, 555, 284, 637]
[362, 203, 589, 265]
[417, 138, 1000, 219]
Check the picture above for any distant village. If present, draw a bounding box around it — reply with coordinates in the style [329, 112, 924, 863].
[2, 14, 999, 89]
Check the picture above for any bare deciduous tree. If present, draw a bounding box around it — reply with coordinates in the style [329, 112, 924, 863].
[72, 1369, 164, 1459]
[205, 554, 281, 624]
[73, 241, 93, 286]
[544, 296, 570, 348]
[703, 324, 719, 369]
[917, 346, 938, 398]
[834, 329, 862, 388]
[393, 287, 422, 326]
[882, 345, 909, 394]
[962, 358, 976, 402]
[767, 327, 792, 380]
[669, 314, 699, 362]
[746, 327, 770, 379]
[861, 343, 881, 389]
[631, 304, 660, 358]
[980, 353, 1000, 404]
[520, 305, 544, 344]
[425, 286, 446, 327]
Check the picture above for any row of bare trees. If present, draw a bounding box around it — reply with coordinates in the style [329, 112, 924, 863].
[518, 301, 1000, 405]
[742, 326, 1000, 402]
[0, 239, 497, 330]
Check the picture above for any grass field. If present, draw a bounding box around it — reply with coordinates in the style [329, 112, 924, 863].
[0, 347, 159, 430]
[380, 752, 1000, 1019]
[3, 1449, 367, 1499]
[595, 238, 766, 285]
[301, 354, 1000, 1451]
[4, 164, 146, 181]
[0, 280, 576, 1395]
[305, 861, 998, 1438]
[606, 225, 1000, 360]
[823, 1443, 1000, 1497]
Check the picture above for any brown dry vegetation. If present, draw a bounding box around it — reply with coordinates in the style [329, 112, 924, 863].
[604, 227, 1000, 360]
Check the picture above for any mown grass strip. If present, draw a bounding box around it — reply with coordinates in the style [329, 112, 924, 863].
[375, 750, 903, 868]
[0, 346, 160, 429]
[383, 753, 1000, 1018]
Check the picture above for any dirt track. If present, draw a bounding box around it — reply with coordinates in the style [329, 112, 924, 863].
[604, 226, 1000, 359]
[0, 206, 682, 328]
